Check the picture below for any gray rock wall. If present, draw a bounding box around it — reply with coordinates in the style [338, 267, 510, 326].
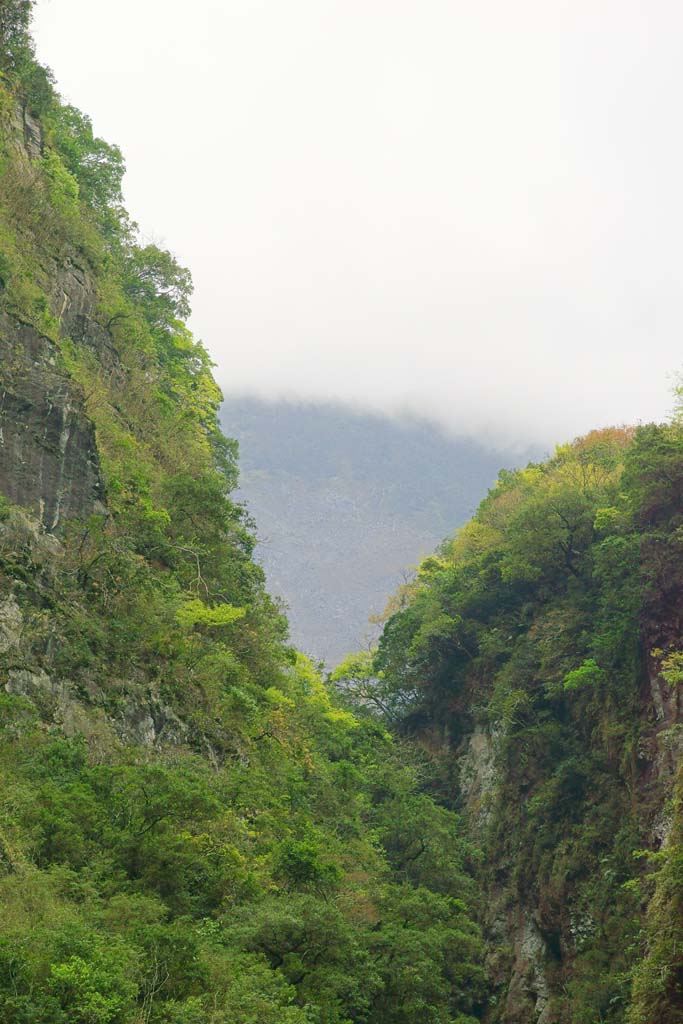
[0, 100, 106, 530]
[0, 309, 104, 529]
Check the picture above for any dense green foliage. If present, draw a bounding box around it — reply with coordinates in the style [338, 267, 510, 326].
[352, 425, 683, 1022]
[0, 670, 486, 1023]
[0, 12, 487, 1023]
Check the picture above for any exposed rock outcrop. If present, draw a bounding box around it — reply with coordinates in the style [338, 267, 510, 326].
[0, 308, 104, 529]
[0, 99, 106, 531]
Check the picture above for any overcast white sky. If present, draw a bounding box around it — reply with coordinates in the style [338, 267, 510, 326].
[32, 1, 683, 446]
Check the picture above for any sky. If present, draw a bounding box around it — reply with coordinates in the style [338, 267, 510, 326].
[32, 1, 683, 447]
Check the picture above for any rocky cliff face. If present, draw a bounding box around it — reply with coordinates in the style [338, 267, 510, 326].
[0, 69, 289, 757]
[0, 104, 105, 530]
[0, 97, 190, 742]
[0, 305, 104, 530]
[445, 662, 682, 1023]
[371, 427, 683, 1023]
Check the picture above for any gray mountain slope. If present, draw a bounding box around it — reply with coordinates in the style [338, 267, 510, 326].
[220, 397, 541, 665]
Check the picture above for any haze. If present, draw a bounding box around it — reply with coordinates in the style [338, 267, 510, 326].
[33, 1, 683, 446]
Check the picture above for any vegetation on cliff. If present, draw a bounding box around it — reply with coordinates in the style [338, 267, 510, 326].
[348, 423, 683, 1022]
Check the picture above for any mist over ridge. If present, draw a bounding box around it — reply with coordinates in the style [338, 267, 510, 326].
[221, 395, 542, 664]
[33, 0, 683, 448]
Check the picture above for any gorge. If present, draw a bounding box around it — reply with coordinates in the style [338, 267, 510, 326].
[0, 6, 682, 1023]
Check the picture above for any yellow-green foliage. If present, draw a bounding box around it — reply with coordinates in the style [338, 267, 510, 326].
[175, 598, 246, 629]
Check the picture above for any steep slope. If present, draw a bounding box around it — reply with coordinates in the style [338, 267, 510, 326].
[221, 397, 538, 664]
[355, 426, 683, 1023]
[0, 9, 488, 1024]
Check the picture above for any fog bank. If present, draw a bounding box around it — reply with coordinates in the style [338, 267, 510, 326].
[34, 1, 683, 446]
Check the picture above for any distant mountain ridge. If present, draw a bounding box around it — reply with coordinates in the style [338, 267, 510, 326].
[220, 397, 541, 664]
